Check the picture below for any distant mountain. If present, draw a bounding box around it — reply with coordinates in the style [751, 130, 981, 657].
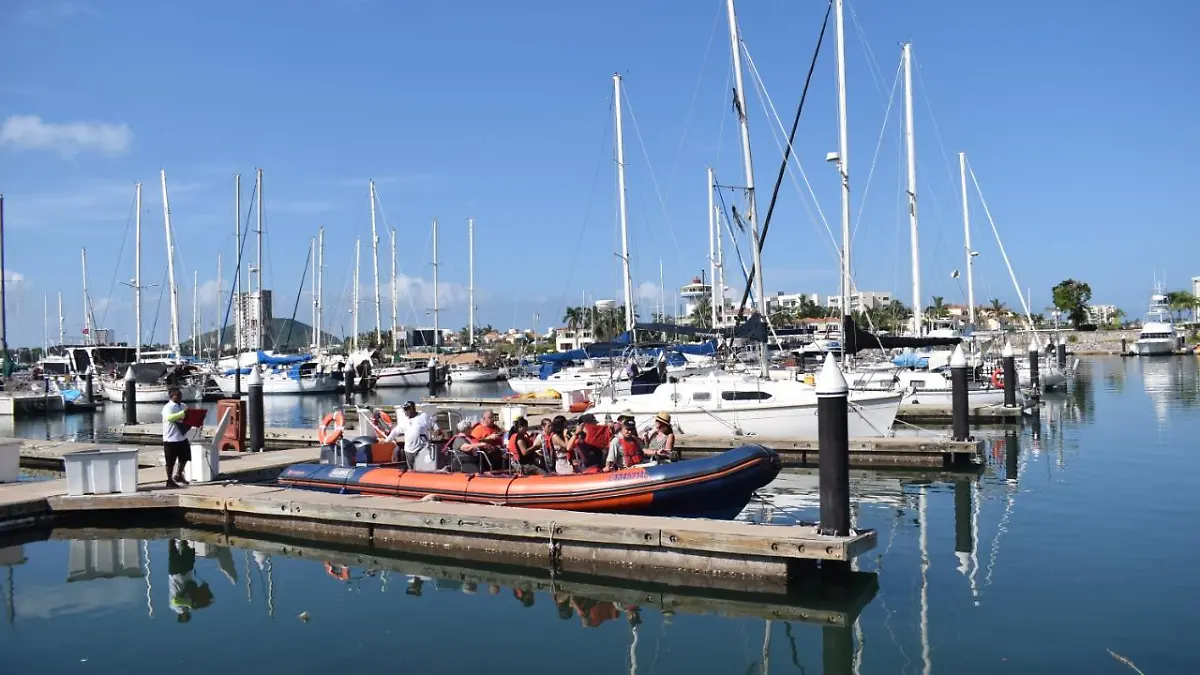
[184, 318, 341, 354]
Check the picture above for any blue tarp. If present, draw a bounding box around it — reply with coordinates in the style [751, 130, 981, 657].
[673, 340, 718, 356]
[256, 351, 310, 366]
[892, 352, 929, 368]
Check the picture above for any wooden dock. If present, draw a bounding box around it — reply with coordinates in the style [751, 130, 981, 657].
[99, 424, 979, 468]
[0, 465, 875, 589]
[1, 524, 878, 625]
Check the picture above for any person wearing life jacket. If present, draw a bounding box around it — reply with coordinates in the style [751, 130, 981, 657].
[568, 413, 610, 470]
[604, 418, 646, 471]
[506, 417, 545, 474]
[468, 409, 505, 469]
[443, 419, 480, 473]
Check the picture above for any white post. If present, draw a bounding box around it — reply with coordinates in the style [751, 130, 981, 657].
[707, 167, 719, 328]
[369, 180, 382, 347]
[726, 0, 768, 377]
[134, 182, 142, 361]
[389, 227, 397, 355]
[352, 239, 360, 351]
[234, 174, 242, 356]
[468, 217, 475, 348]
[160, 170, 181, 358]
[613, 73, 636, 335]
[959, 152, 976, 329]
[432, 218, 440, 352]
[316, 226, 324, 352]
[902, 43, 923, 337]
[834, 0, 852, 362]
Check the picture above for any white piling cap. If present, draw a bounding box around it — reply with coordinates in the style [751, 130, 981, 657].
[950, 344, 967, 368]
[815, 352, 848, 396]
[1001, 342, 1013, 358]
[247, 365, 263, 385]
[123, 366, 136, 382]
[1028, 335, 1040, 352]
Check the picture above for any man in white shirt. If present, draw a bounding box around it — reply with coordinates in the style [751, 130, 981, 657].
[161, 387, 190, 487]
[385, 400, 441, 470]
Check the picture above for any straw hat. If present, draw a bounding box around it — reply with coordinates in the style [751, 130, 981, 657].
[655, 411, 672, 425]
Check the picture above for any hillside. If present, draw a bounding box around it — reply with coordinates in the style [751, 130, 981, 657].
[185, 318, 341, 353]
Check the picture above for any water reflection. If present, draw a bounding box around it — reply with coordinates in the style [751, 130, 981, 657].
[2, 357, 1199, 673]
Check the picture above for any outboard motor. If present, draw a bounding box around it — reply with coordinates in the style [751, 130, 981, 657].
[319, 437, 361, 467]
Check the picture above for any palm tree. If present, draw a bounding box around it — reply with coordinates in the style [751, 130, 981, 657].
[562, 306, 585, 330]
[691, 297, 713, 329]
[1110, 308, 1126, 329]
[926, 296, 948, 319]
[988, 298, 1006, 318]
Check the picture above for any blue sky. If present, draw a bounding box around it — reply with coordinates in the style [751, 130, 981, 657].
[1, 0, 1197, 348]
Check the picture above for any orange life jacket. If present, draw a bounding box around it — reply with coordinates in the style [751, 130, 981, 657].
[579, 422, 612, 449]
[617, 436, 645, 467]
[507, 430, 530, 462]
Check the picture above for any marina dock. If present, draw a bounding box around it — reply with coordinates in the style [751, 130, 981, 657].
[0, 469, 875, 590]
[96, 424, 982, 468]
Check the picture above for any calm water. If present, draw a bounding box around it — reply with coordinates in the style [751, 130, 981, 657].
[1, 357, 1198, 674]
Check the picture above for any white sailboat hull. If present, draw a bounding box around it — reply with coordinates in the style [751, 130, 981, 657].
[211, 373, 337, 396]
[373, 366, 430, 388]
[102, 381, 204, 404]
[901, 387, 1007, 407]
[448, 367, 500, 383]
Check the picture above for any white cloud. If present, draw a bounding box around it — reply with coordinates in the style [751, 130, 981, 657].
[636, 281, 663, 302]
[17, 1, 98, 24]
[0, 115, 132, 157]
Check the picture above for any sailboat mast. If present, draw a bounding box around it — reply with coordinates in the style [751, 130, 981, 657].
[833, 0, 852, 363]
[468, 218, 475, 348]
[389, 227, 397, 355]
[161, 170, 181, 357]
[81, 248, 92, 344]
[716, 207, 725, 326]
[57, 292, 63, 346]
[316, 226, 324, 352]
[234, 174, 242, 356]
[352, 239, 360, 351]
[42, 294, 47, 355]
[134, 182, 142, 361]
[902, 43, 923, 336]
[432, 219, 440, 353]
[192, 270, 199, 356]
[725, 0, 768, 377]
[310, 237, 317, 349]
[707, 167, 719, 328]
[254, 168, 264, 351]
[215, 253, 221, 359]
[612, 73, 636, 335]
[959, 152, 976, 329]
[369, 181, 382, 346]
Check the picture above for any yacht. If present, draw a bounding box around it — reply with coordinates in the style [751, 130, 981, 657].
[588, 368, 901, 438]
[447, 361, 501, 383]
[1133, 290, 1177, 356]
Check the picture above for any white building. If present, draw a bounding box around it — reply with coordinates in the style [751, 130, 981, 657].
[679, 277, 710, 318]
[234, 290, 273, 350]
[826, 291, 892, 314]
[555, 327, 595, 352]
[1192, 276, 1200, 298]
[1087, 304, 1119, 327]
[765, 292, 821, 315]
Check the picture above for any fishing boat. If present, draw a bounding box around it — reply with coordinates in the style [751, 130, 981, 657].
[1133, 286, 1177, 356]
[277, 443, 781, 520]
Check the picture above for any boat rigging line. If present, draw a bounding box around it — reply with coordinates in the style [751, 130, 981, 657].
[216, 177, 259, 357]
[281, 243, 313, 349]
[99, 192, 138, 328]
[556, 92, 613, 314]
[733, 0, 831, 320]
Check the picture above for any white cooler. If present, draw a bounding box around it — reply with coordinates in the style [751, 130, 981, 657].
[63, 448, 140, 496]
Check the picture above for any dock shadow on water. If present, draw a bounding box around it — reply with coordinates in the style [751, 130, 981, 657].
[1, 357, 1198, 673]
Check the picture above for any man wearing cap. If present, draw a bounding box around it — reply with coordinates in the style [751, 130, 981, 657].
[604, 418, 646, 471]
[386, 401, 441, 469]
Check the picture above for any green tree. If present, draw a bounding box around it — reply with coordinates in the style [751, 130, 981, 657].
[1109, 308, 1126, 329]
[1166, 291, 1197, 322]
[1051, 279, 1092, 328]
[561, 306, 585, 330]
[988, 298, 1006, 318]
[925, 296, 948, 320]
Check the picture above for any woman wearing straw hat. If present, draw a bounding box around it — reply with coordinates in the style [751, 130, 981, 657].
[644, 411, 678, 462]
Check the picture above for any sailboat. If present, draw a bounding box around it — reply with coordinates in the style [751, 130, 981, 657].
[590, 0, 901, 438]
[448, 218, 501, 383]
[100, 177, 204, 403]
